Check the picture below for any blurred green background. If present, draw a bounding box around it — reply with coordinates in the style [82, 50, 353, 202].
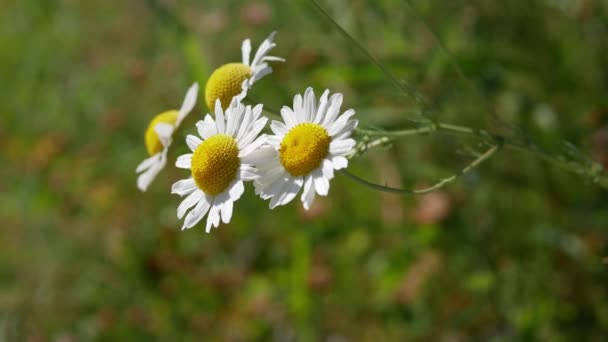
[2, 0, 608, 340]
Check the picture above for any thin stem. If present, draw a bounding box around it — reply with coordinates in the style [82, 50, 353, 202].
[309, 0, 425, 106]
[341, 144, 501, 195]
[356, 122, 608, 190]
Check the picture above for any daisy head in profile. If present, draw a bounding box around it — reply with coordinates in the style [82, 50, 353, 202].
[171, 97, 268, 232]
[252, 87, 358, 210]
[205, 31, 284, 110]
[136, 83, 198, 192]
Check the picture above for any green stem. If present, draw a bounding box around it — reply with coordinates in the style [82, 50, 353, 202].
[356, 123, 608, 190]
[341, 144, 501, 195]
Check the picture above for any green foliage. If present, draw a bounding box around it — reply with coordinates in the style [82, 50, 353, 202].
[1, 0, 608, 340]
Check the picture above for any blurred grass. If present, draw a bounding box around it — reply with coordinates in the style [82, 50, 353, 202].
[1, 0, 608, 340]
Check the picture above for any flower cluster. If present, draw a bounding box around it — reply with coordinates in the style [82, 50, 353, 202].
[136, 32, 358, 232]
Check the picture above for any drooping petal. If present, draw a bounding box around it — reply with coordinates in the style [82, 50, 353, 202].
[300, 175, 316, 210]
[313, 169, 330, 196]
[183, 194, 211, 230]
[321, 159, 335, 180]
[206, 203, 221, 232]
[228, 180, 245, 201]
[177, 189, 204, 219]
[176, 82, 199, 126]
[136, 154, 160, 173]
[220, 199, 233, 224]
[154, 123, 174, 148]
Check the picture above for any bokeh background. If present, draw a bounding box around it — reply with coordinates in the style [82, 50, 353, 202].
[2, 0, 608, 340]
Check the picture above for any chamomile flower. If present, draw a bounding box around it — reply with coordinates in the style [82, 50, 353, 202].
[171, 97, 268, 232]
[253, 87, 358, 210]
[136, 83, 198, 191]
[205, 31, 284, 110]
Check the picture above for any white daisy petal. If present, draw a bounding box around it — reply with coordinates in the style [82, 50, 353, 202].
[270, 120, 288, 136]
[220, 200, 233, 224]
[252, 67, 272, 83]
[183, 193, 211, 230]
[329, 139, 356, 155]
[196, 115, 215, 139]
[251, 31, 277, 67]
[154, 123, 174, 148]
[206, 203, 221, 232]
[241, 146, 278, 166]
[236, 106, 254, 142]
[136, 154, 160, 173]
[186, 135, 202, 151]
[278, 176, 303, 207]
[238, 117, 268, 148]
[176, 82, 199, 126]
[262, 56, 285, 62]
[334, 120, 358, 140]
[241, 38, 252, 66]
[331, 156, 349, 170]
[322, 93, 343, 127]
[171, 178, 197, 196]
[136, 161, 161, 192]
[313, 89, 330, 124]
[280, 106, 298, 128]
[321, 159, 335, 180]
[303, 87, 316, 122]
[268, 178, 292, 209]
[177, 189, 204, 219]
[239, 165, 259, 181]
[293, 94, 305, 123]
[301, 175, 316, 210]
[239, 135, 267, 157]
[228, 180, 245, 201]
[136, 149, 167, 192]
[313, 169, 330, 196]
[176, 153, 192, 169]
[266, 135, 282, 148]
[328, 109, 356, 136]
[214, 99, 225, 133]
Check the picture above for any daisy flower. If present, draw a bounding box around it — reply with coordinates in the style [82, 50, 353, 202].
[253, 87, 358, 210]
[205, 31, 284, 110]
[136, 83, 198, 192]
[171, 97, 268, 232]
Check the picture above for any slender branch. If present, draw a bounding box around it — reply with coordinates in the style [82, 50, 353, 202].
[341, 144, 501, 195]
[308, 0, 425, 106]
[355, 122, 608, 190]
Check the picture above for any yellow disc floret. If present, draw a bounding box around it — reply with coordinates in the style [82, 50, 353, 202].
[279, 123, 331, 176]
[145, 110, 179, 156]
[191, 134, 240, 195]
[205, 63, 252, 110]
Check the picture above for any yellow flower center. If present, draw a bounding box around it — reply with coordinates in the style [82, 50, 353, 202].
[279, 123, 331, 176]
[144, 110, 178, 156]
[191, 134, 240, 195]
[205, 63, 252, 110]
